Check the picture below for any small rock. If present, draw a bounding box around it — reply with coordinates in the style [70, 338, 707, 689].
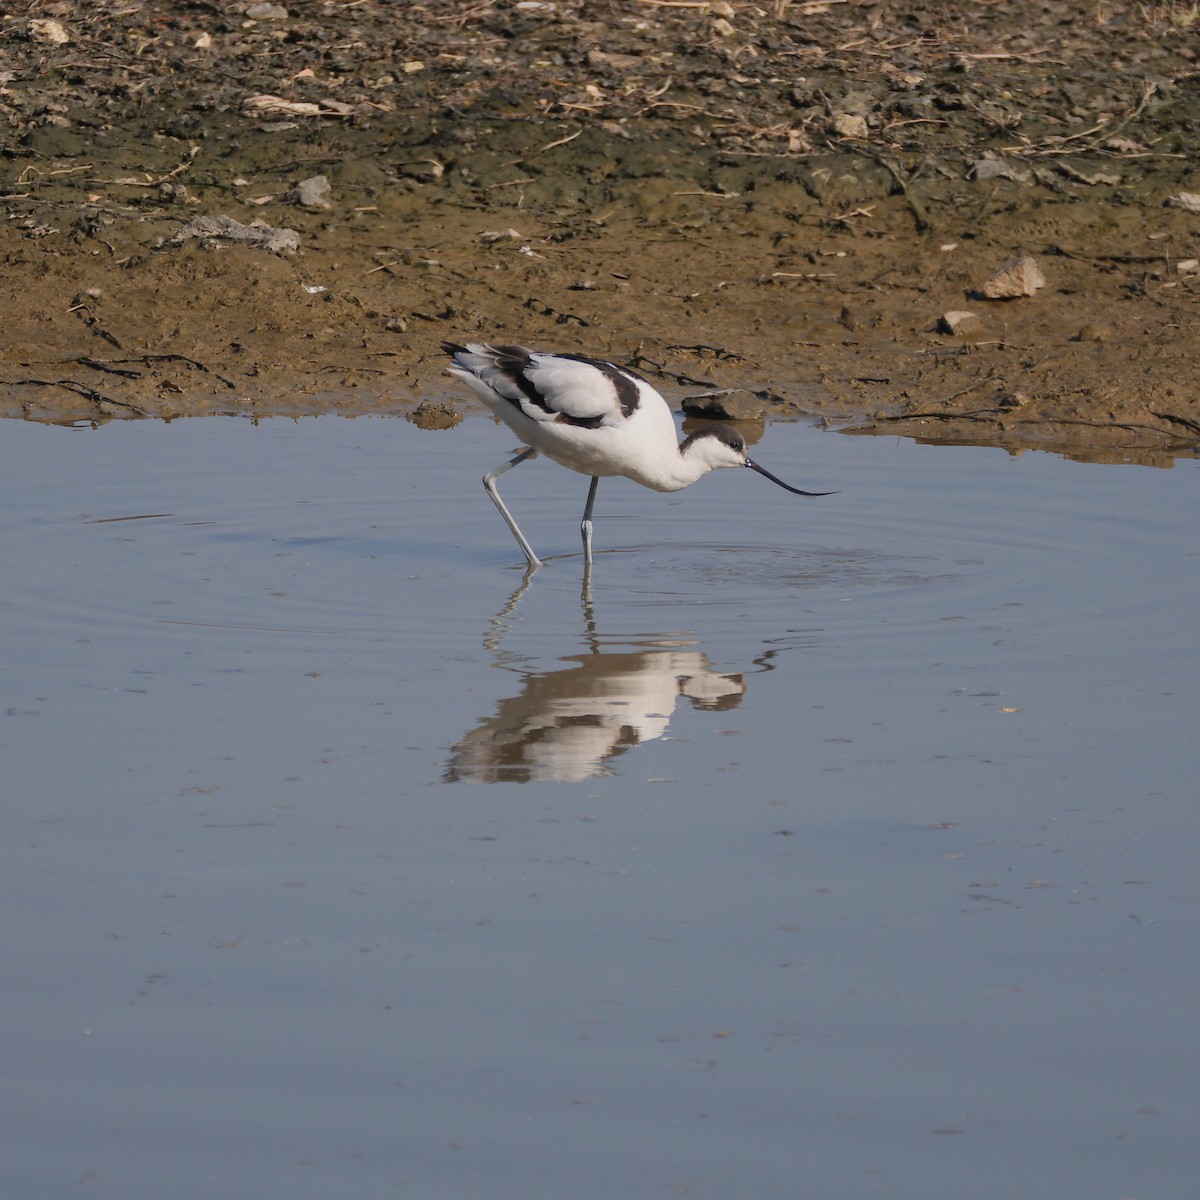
[288, 175, 332, 209]
[939, 310, 982, 336]
[895, 94, 936, 120]
[245, 3, 289, 18]
[28, 18, 69, 44]
[1057, 160, 1122, 187]
[1175, 258, 1199, 274]
[479, 228, 524, 243]
[407, 402, 462, 431]
[711, 17, 736, 38]
[971, 157, 1033, 185]
[164, 214, 300, 255]
[1166, 192, 1200, 213]
[977, 100, 1020, 129]
[394, 159, 444, 182]
[243, 94, 348, 118]
[587, 49, 643, 71]
[831, 113, 868, 140]
[568, 278, 628, 292]
[979, 253, 1045, 299]
[680, 390, 764, 421]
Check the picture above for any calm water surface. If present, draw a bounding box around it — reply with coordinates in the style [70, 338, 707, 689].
[2, 416, 1197, 1199]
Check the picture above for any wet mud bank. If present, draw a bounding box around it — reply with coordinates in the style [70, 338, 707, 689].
[2, 1, 1198, 463]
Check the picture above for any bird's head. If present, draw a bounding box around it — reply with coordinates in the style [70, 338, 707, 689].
[680, 425, 835, 497]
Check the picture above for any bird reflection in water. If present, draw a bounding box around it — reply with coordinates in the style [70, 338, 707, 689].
[444, 649, 745, 784]
[444, 569, 747, 784]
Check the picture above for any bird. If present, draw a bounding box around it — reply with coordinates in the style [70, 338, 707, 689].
[444, 341, 833, 569]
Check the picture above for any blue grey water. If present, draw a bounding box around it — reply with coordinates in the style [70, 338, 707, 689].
[2, 414, 1197, 1199]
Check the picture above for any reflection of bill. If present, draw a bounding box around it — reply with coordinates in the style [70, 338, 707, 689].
[444, 652, 746, 784]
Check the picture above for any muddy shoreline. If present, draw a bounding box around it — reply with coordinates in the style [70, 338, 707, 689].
[2, 1, 1198, 463]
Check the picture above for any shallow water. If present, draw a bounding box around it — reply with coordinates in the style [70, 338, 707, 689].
[3, 415, 1198, 1199]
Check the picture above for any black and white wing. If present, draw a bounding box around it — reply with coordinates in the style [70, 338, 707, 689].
[445, 342, 645, 429]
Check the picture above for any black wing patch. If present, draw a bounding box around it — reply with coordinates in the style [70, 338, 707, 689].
[489, 344, 560, 418]
[444, 342, 644, 427]
[495, 346, 642, 427]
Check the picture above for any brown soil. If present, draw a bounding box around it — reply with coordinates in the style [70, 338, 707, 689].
[2, 1, 1198, 463]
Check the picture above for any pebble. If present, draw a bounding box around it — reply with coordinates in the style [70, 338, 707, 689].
[407, 402, 462, 431]
[1058, 161, 1122, 187]
[971, 157, 1032, 185]
[680, 390, 764, 421]
[939, 310, 982, 336]
[831, 113, 868, 139]
[587, 49, 642, 70]
[288, 175, 332, 209]
[243, 94, 353, 118]
[165, 214, 300, 255]
[28, 18, 69, 44]
[980, 253, 1045, 299]
[394, 159, 444, 182]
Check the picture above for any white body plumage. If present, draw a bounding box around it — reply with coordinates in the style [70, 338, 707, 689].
[444, 341, 832, 568]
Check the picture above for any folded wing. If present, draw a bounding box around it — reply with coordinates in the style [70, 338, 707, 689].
[446, 342, 642, 429]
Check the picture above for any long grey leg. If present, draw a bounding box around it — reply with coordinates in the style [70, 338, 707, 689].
[581, 476, 599, 564]
[484, 448, 541, 569]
